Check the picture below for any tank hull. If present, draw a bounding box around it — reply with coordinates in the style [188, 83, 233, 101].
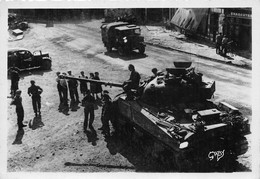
[112, 96, 250, 171]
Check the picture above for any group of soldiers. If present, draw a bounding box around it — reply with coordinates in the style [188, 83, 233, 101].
[10, 63, 154, 137]
[215, 33, 229, 56]
[56, 71, 103, 107]
[9, 66, 43, 130]
[56, 70, 112, 136]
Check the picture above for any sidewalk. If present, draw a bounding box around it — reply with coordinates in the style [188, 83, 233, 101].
[142, 26, 252, 70]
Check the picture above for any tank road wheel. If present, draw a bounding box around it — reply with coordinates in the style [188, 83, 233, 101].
[42, 60, 51, 70]
[118, 46, 124, 56]
[138, 45, 145, 54]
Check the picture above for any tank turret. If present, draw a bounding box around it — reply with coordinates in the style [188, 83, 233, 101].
[141, 61, 215, 106]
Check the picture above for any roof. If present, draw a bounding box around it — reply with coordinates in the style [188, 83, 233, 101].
[103, 21, 129, 29]
[8, 47, 29, 52]
[115, 25, 140, 31]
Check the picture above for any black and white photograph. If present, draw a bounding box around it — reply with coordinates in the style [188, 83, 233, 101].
[0, 1, 259, 179]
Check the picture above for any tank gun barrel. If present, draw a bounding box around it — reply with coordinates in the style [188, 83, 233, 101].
[60, 75, 124, 88]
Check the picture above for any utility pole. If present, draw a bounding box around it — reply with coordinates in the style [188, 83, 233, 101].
[169, 8, 172, 21]
[145, 8, 147, 23]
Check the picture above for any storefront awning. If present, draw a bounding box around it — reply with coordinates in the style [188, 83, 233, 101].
[171, 8, 209, 32]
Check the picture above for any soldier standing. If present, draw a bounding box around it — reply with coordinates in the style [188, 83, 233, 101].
[99, 90, 112, 136]
[28, 80, 43, 116]
[67, 71, 80, 103]
[82, 89, 95, 131]
[89, 73, 96, 99]
[9, 65, 20, 97]
[60, 73, 68, 107]
[215, 33, 223, 54]
[56, 72, 63, 104]
[11, 90, 26, 130]
[79, 71, 88, 96]
[94, 72, 102, 99]
[222, 35, 228, 56]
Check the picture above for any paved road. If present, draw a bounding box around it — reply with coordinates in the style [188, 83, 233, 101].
[56, 23, 252, 118]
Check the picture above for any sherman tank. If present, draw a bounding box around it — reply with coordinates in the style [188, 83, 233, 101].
[61, 62, 250, 172]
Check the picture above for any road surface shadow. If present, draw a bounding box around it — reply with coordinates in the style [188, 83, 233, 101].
[104, 50, 147, 61]
[58, 103, 70, 115]
[85, 126, 98, 146]
[28, 115, 44, 130]
[7, 68, 52, 80]
[12, 129, 24, 145]
[70, 101, 80, 111]
[104, 132, 170, 172]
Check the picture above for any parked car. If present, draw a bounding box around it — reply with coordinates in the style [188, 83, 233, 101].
[8, 48, 52, 71]
[101, 22, 146, 56]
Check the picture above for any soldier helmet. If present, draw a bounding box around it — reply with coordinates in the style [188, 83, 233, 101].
[56, 72, 60, 75]
[30, 80, 35, 84]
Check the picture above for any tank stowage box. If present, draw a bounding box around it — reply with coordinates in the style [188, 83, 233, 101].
[197, 109, 221, 125]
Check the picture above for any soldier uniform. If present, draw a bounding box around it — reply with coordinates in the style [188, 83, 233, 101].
[9, 66, 20, 97]
[89, 73, 96, 98]
[11, 90, 26, 129]
[215, 33, 223, 54]
[82, 90, 95, 131]
[222, 36, 228, 56]
[123, 64, 140, 91]
[56, 72, 63, 103]
[93, 72, 102, 99]
[79, 71, 88, 96]
[100, 90, 112, 136]
[60, 73, 68, 106]
[28, 80, 43, 116]
[67, 71, 80, 103]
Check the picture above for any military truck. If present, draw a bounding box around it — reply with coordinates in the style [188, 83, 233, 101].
[101, 22, 146, 56]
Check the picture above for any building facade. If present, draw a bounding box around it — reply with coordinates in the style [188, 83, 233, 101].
[208, 8, 251, 50]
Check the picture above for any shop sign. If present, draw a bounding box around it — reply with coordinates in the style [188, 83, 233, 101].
[230, 12, 251, 18]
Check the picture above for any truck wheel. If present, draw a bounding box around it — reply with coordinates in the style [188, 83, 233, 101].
[42, 60, 51, 70]
[106, 44, 112, 52]
[139, 46, 145, 54]
[118, 46, 124, 56]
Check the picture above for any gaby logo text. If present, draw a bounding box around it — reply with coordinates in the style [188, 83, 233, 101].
[208, 150, 225, 161]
